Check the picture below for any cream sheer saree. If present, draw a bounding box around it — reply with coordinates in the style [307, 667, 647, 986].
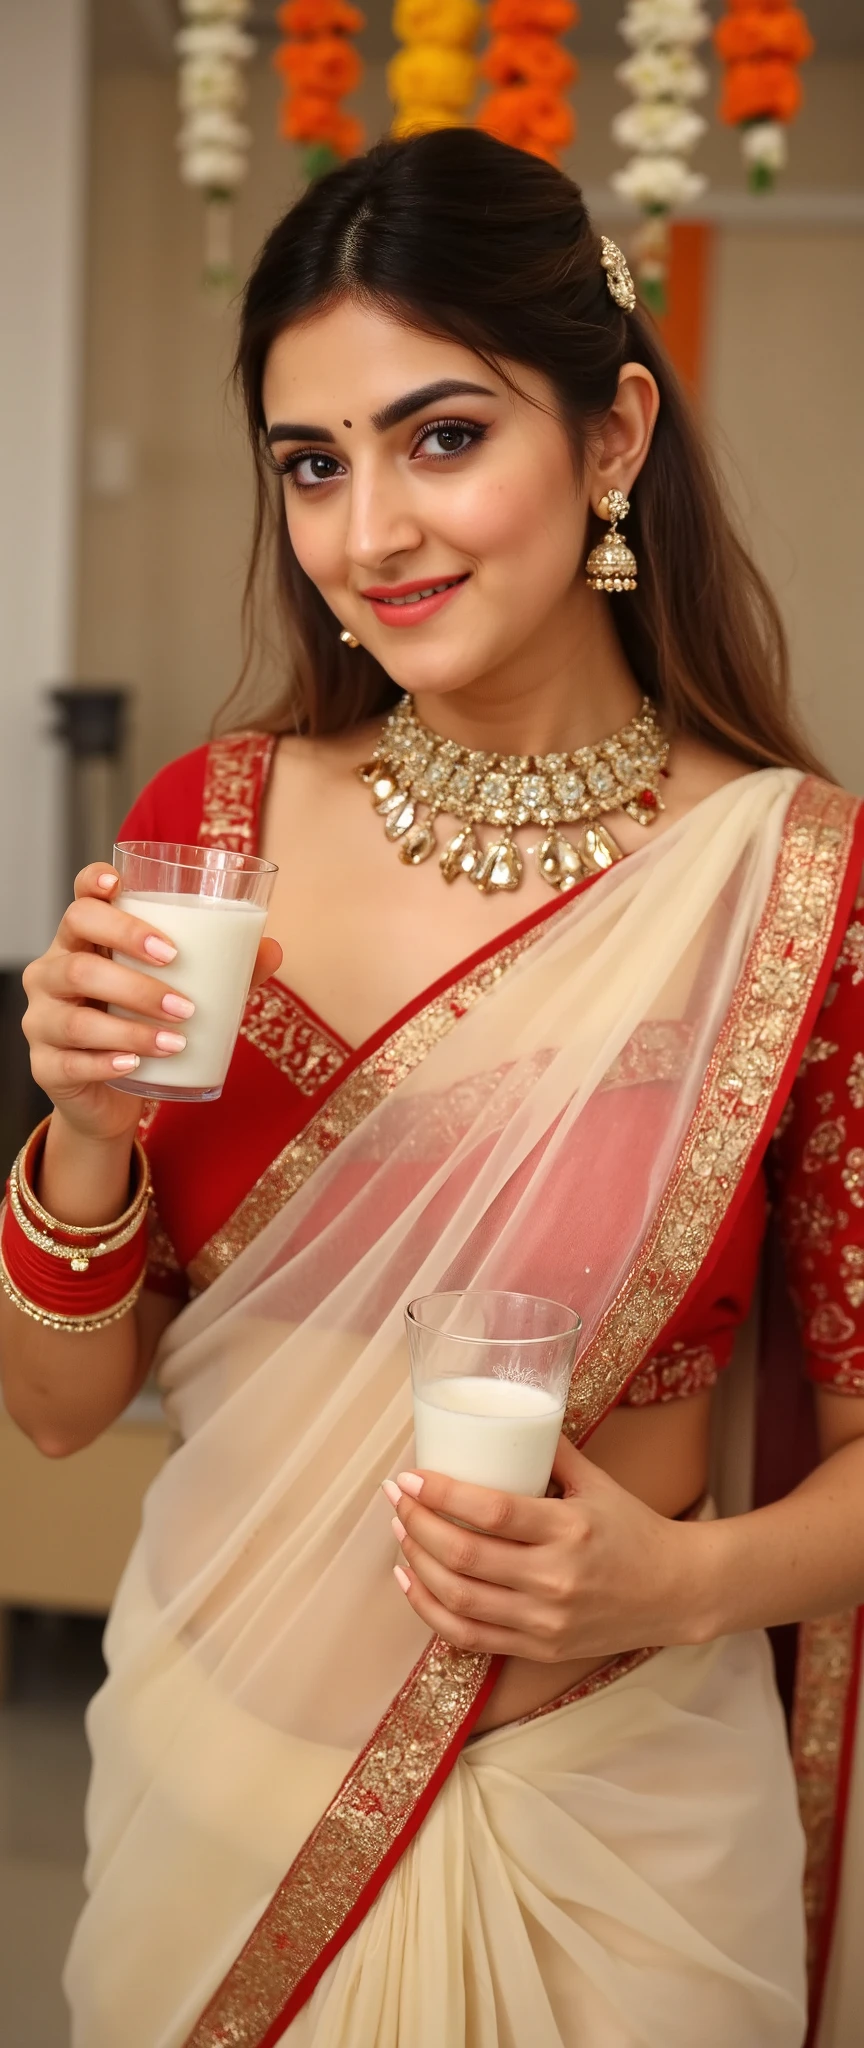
[63, 770, 862, 2048]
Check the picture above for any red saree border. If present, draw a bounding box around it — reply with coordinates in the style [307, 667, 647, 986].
[797, 1605, 864, 2043]
[182, 777, 864, 2048]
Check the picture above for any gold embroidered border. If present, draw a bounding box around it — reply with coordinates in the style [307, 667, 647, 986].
[198, 730, 276, 855]
[188, 931, 549, 1291]
[512, 1645, 658, 1728]
[239, 981, 349, 1096]
[792, 1608, 861, 1993]
[565, 780, 860, 1440]
[182, 1637, 492, 2048]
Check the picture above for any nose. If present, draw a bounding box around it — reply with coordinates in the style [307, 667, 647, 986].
[342, 455, 424, 571]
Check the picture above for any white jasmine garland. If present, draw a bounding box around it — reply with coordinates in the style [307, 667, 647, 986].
[741, 121, 788, 173]
[180, 0, 251, 18]
[618, 0, 710, 49]
[616, 50, 708, 103]
[612, 102, 706, 153]
[178, 59, 247, 114]
[611, 154, 706, 207]
[175, 0, 256, 286]
[175, 24, 256, 64]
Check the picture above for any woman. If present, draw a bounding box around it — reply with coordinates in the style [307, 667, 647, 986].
[3, 131, 864, 2047]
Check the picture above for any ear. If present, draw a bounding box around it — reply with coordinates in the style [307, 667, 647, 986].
[588, 363, 659, 513]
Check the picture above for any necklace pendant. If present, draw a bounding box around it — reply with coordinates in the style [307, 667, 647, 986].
[579, 823, 623, 872]
[473, 839, 523, 894]
[384, 797, 416, 841]
[537, 832, 584, 891]
[398, 820, 436, 866]
[440, 826, 480, 883]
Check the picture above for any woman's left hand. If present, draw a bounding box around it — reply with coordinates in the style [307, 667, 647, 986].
[384, 1437, 718, 1661]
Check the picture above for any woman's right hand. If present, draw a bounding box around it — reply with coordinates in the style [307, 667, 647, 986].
[20, 863, 196, 1145]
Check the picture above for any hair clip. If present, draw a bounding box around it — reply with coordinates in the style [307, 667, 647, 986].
[600, 236, 636, 313]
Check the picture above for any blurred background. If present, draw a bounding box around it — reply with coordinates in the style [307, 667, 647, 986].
[0, 1, 861, 2038]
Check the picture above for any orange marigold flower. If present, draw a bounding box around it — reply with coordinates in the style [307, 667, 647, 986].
[719, 56, 803, 123]
[714, 9, 813, 63]
[279, 92, 363, 153]
[477, 82, 574, 149]
[479, 32, 575, 89]
[276, 0, 365, 31]
[273, 35, 362, 93]
[487, 0, 577, 31]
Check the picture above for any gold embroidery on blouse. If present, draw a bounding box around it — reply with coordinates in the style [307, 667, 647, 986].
[239, 981, 349, 1095]
[838, 918, 864, 985]
[802, 1116, 846, 1172]
[198, 730, 276, 855]
[839, 1244, 864, 1309]
[793, 1609, 861, 1998]
[807, 1301, 856, 1348]
[841, 1147, 864, 1207]
[601, 1020, 692, 1090]
[800, 1036, 840, 1069]
[847, 1051, 864, 1109]
[564, 780, 860, 1441]
[622, 1342, 719, 1405]
[783, 1192, 843, 1257]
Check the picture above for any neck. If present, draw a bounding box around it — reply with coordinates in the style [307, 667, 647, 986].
[412, 586, 644, 758]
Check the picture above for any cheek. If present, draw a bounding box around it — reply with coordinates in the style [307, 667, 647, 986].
[282, 494, 343, 588]
[449, 452, 581, 577]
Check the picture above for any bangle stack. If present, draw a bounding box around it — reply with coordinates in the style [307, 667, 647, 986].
[0, 1118, 151, 1333]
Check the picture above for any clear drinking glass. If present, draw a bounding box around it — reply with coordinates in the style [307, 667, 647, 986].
[108, 839, 278, 1104]
[405, 1290, 582, 1497]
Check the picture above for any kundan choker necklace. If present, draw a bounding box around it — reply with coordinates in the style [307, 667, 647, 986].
[357, 694, 670, 895]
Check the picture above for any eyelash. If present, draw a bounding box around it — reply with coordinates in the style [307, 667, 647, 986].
[269, 416, 488, 492]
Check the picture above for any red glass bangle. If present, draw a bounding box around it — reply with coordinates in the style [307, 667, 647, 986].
[1, 1191, 148, 1318]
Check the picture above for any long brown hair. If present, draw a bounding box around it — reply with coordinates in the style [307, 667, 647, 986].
[225, 128, 823, 775]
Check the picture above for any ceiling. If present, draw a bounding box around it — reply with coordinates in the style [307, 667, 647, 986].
[91, 0, 864, 70]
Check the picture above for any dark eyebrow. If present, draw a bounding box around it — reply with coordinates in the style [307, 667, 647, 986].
[265, 379, 497, 448]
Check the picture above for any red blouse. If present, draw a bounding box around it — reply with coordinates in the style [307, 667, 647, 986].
[121, 734, 864, 1405]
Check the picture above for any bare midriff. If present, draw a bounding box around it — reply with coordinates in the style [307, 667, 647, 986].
[472, 1390, 713, 1733]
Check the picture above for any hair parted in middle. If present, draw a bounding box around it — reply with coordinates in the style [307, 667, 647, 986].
[226, 126, 823, 781]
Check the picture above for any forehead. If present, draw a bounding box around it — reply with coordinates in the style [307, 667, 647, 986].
[261, 299, 508, 424]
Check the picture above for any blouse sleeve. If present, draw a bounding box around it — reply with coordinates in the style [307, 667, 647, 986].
[770, 867, 864, 1394]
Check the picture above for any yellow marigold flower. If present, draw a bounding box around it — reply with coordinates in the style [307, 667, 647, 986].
[391, 105, 467, 134]
[387, 43, 477, 109]
[392, 0, 482, 49]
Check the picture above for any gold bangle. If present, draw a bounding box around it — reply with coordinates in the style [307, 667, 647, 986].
[7, 1170, 149, 1268]
[0, 1242, 146, 1334]
[14, 1117, 151, 1240]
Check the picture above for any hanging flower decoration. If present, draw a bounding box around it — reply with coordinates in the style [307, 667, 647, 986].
[387, 0, 483, 141]
[175, 0, 257, 291]
[714, 0, 814, 193]
[474, 0, 577, 167]
[274, 0, 366, 183]
[611, 0, 710, 315]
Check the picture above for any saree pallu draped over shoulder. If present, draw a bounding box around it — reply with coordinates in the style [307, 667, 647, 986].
[64, 773, 864, 2048]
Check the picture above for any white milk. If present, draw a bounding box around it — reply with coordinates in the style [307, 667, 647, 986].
[413, 1375, 565, 1496]
[112, 890, 268, 1094]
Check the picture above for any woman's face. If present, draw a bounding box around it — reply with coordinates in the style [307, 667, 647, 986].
[262, 300, 592, 700]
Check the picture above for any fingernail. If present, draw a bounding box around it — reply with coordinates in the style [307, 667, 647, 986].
[155, 1030, 186, 1052]
[381, 1480, 402, 1508]
[391, 1516, 406, 1543]
[98, 873, 118, 891]
[396, 1472, 423, 1497]
[393, 1566, 411, 1593]
[144, 936, 177, 964]
[161, 993, 195, 1019]
[112, 1054, 140, 1072]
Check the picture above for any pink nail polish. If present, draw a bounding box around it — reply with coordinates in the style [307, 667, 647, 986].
[161, 992, 195, 1019]
[381, 1480, 402, 1508]
[98, 873, 118, 891]
[391, 1516, 406, 1543]
[112, 1054, 140, 1072]
[393, 1566, 411, 1593]
[144, 936, 177, 964]
[154, 1030, 186, 1052]
[396, 1472, 423, 1497]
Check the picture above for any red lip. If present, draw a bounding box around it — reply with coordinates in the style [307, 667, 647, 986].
[360, 574, 468, 599]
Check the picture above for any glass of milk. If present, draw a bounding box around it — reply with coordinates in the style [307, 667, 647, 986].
[108, 839, 277, 1102]
[406, 1291, 582, 1499]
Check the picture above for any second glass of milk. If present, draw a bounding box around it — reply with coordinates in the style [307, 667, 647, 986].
[406, 1291, 582, 1499]
[108, 839, 277, 1102]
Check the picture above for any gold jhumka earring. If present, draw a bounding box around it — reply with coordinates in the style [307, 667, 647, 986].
[586, 489, 638, 594]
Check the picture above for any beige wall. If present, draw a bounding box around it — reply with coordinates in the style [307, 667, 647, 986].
[76, 59, 864, 806]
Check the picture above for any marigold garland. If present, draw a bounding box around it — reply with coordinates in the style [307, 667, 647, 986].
[714, 0, 814, 191]
[275, 0, 366, 182]
[387, 0, 483, 141]
[475, 0, 577, 166]
[175, 0, 257, 291]
[611, 0, 710, 316]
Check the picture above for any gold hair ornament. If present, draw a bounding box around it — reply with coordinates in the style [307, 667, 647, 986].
[600, 236, 636, 313]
